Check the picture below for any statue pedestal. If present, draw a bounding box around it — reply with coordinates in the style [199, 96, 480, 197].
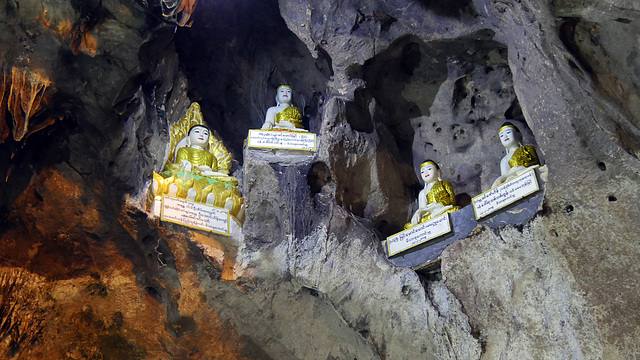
[386, 166, 547, 270]
[247, 130, 316, 152]
[241, 145, 316, 247]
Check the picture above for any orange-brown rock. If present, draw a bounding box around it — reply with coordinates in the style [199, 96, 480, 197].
[2, 165, 251, 359]
[0, 268, 51, 358]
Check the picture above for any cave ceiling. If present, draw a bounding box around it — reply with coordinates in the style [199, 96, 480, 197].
[0, 0, 639, 358]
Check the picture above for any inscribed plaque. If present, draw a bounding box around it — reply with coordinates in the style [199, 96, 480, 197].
[248, 130, 316, 151]
[161, 195, 230, 235]
[472, 169, 539, 220]
[387, 214, 451, 257]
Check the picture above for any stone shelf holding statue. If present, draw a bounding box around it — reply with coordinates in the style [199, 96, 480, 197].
[247, 85, 317, 154]
[242, 140, 317, 249]
[147, 102, 245, 236]
[386, 121, 545, 270]
[385, 165, 547, 270]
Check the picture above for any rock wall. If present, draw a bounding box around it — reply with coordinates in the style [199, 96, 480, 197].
[280, 1, 640, 358]
[0, 0, 638, 359]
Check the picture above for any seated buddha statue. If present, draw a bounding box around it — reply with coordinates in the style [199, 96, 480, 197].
[490, 122, 541, 189]
[148, 103, 244, 221]
[260, 85, 305, 131]
[405, 160, 461, 229]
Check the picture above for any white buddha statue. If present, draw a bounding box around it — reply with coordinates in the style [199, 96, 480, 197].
[261, 85, 305, 131]
[405, 160, 460, 229]
[490, 122, 541, 188]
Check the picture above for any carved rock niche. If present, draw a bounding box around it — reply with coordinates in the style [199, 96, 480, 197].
[337, 31, 540, 235]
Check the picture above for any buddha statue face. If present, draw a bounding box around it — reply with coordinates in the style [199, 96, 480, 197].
[499, 125, 518, 148]
[420, 161, 439, 184]
[276, 85, 292, 105]
[188, 125, 210, 149]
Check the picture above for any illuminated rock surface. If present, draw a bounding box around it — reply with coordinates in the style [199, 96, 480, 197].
[0, 0, 639, 359]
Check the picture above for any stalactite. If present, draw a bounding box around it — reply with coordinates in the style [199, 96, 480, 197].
[7, 67, 51, 142]
[0, 69, 9, 143]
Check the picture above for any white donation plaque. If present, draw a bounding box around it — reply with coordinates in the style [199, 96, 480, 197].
[161, 195, 229, 235]
[387, 214, 451, 257]
[472, 169, 539, 220]
[248, 130, 316, 151]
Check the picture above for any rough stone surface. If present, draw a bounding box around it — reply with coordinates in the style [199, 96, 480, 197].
[442, 220, 604, 359]
[0, 0, 639, 358]
[241, 149, 482, 358]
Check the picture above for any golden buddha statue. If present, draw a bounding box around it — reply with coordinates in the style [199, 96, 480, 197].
[405, 160, 461, 229]
[261, 85, 305, 131]
[490, 122, 541, 189]
[148, 103, 244, 221]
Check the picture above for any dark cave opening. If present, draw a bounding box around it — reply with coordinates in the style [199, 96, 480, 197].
[173, 0, 331, 163]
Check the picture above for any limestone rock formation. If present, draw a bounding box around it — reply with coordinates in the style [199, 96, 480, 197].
[0, 0, 639, 358]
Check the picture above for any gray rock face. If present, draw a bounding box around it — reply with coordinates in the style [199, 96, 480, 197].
[241, 148, 481, 359]
[1, 0, 640, 358]
[268, 0, 640, 358]
[442, 220, 604, 359]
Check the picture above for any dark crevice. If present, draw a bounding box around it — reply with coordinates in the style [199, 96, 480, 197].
[504, 98, 524, 120]
[414, 0, 477, 18]
[558, 18, 594, 75]
[345, 88, 374, 133]
[597, 161, 606, 171]
[307, 161, 332, 195]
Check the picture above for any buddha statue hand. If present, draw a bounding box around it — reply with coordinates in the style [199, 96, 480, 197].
[196, 164, 214, 174]
[491, 175, 507, 189]
[430, 204, 453, 218]
[410, 203, 451, 225]
[410, 209, 427, 226]
[200, 169, 228, 177]
[180, 160, 193, 173]
[261, 121, 273, 130]
[275, 120, 295, 129]
[504, 165, 526, 180]
[491, 164, 533, 188]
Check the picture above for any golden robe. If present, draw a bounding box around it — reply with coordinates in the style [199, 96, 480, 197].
[404, 180, 461, 229]
[275, 106, 303, 129]
[169, 147, 217, 175]
[508, 145, 540, 169]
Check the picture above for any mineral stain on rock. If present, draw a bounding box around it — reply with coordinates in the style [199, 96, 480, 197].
[0, 0, 638, 359]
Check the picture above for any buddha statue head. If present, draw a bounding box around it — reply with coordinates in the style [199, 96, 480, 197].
[419, 160, 442, 184]
[275, 85, 293, 106]
[186, 124, 210, 150]
[498, 122, 523, 151]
